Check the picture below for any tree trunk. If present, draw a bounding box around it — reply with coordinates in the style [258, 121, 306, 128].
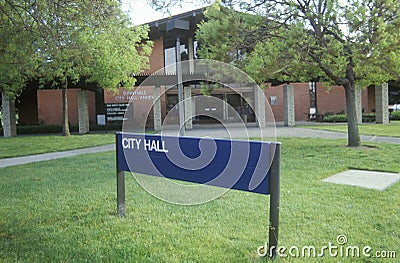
[62, 78, 70, 136]
[344, 84, 360, 147]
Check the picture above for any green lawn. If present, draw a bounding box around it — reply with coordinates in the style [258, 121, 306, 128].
[302, 121, 400, 137]
[0, 134, 115, 159]
[0, 138, 399, 262]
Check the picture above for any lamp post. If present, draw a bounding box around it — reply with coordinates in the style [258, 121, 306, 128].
[167, 19, 189, 136]
[176, 36, 185, 136]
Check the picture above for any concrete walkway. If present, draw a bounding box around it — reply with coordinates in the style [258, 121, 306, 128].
[0, 125, 399, 169]
[279, 126, 400, 144]
[0, 144, 115, 169]
[162, 124, 400, 144]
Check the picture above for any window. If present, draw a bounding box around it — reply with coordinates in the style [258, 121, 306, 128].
[164, 43, 189, 74]
[270, 96, 277, 106]
[164, 46, 176, 74]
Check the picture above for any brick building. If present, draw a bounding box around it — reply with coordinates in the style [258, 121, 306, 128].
[265, 83, 377, 122]
[13, 7, 395, 130]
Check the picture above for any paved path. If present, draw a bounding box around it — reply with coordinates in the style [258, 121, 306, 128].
[0, 126, 399, 168]
[0, 144, 115, 169]
[163, 125, 400, 144]
[278, 127, 400, 144]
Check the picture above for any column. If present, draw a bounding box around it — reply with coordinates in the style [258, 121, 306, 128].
[78, 90, 89, 134]
[184, 86, 193, 130]
[283, 84, 295, 127]
[1, 93, 17, 137]
[176, 36, 185, 136]
[254, 86, 266, 127]
[188, 37, 195, 73]
[153, 86, 162, 131]
[375, 83, 389, 124]
[355, 88, 362, 124]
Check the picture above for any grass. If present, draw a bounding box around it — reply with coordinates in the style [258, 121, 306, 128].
[0, 138, 399, 262]
[302, 121, 400, 137]
[0, 134, 115, 159]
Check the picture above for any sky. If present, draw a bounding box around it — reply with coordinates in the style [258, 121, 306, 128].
[121, 1, 208, 25]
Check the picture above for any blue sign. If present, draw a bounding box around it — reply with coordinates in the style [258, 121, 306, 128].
[116, 132, 277, 195]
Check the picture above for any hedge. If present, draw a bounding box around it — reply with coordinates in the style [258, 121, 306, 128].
[391, 110, 400, 120]
[321, 111, 400, 123]
[0, 123, 123, 135]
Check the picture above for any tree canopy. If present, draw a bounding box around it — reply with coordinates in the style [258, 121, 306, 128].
[153, 0, 400, 146]
[196, 1, 400, 86]
[31, 0, 152, 91]
[0, 0, 39, 98]
[1, 0, 152, 135]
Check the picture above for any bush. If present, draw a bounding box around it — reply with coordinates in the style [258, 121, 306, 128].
[321, 111, 399, 123]
[322, 113, 347, 122]
[0, 124, 68, 135]
[90, 123, 122, 131]
[362, 113, 375, 123]
[390, 110, 400, 120]
[0, 123, 123, 135]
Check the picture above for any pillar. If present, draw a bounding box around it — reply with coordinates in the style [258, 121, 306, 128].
[188, 37, 195, 73]
[375, 83, 389, 124]
[283, 84, 295, 127]
[78, 90, 89, 134]
[184, 86, 193, 130]
[355, 88, 362, 124]
[153, 86, 162, 131]
[254, 86, 266, 127]
[1, 93, 17, 137]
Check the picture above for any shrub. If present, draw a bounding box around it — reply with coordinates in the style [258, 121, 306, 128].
[321, 111, 399, 122]
[362, 113, 375, 123]
[0, 123, 123, 135]
[323, 113, 347, 122]
[390, 110, 400, 120]
[18, 124, 80, 134]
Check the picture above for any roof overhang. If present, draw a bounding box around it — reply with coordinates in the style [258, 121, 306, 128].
[144, 7, 206, 42]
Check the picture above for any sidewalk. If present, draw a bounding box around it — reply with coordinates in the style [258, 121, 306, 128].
[163, 124, 400, 144]
[279, 126, 400, 144]
[0, 144, 115, 169]
[0, 126, 399, 169]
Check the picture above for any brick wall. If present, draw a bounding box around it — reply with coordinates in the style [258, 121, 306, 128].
[37, 89, 95, 125]
[264, 83, 310, 122]
[142, 38, 164, 75]
[367, 86, 375, 113]
[316, 84, 371, 115]
[264, 85, 283, 122]
[293, 83, 312, 121]
[361, 88, 369, 113]
[316, 84, 346, 114]
[264, 82, 373, 122]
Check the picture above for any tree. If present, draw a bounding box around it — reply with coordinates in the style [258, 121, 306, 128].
[1, 0, 152, 136]
[0, 2, 37, 97]
[31, 0, 152, 136]
[0, 1, 39, 137]
[243, 0, 400, 147]
[154, 0, 400, 147]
